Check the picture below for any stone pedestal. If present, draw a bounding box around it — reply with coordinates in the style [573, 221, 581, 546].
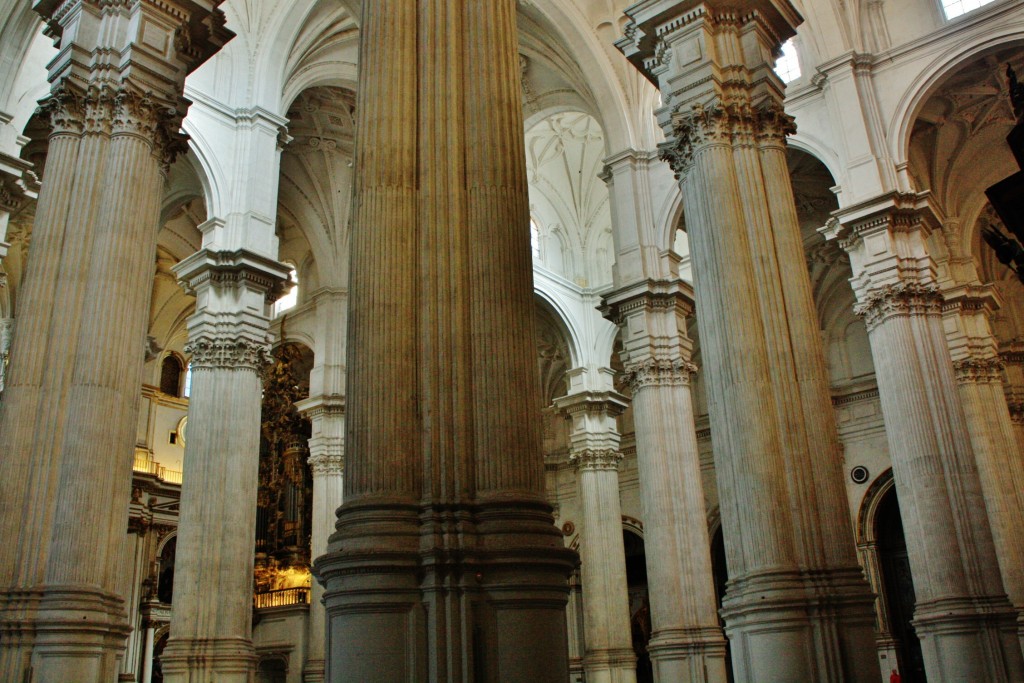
[160, 250, 290, 683]
[604, 281, 728, 683]
[0, 3, 230, 681]
[618, 4, 879, 680]
[825, 193, 1024, 681]
[555, 391, 636, 683]
[313, 2, 575, 681]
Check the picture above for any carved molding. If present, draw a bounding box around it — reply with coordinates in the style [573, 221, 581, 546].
[623, 357, 697, 392]
[854, 282, 943, 331]
[308, 452, 344, 477]
[569, 448, 623, 472]
[953, 357, 1005, 384]
[185, 337, 269, 372]
[660, 101, 795, 179]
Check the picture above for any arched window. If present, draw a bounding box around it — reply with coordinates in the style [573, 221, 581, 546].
[774, 39, 801, 84]
[160, 355, 184, 396]
[183, 363, 193, 398]
[941, 0, 994, 19]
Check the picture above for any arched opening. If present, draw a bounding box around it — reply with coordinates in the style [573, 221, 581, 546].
[623, 529, 652, 683]
[876, 487, 926, 682]
[151, 630, 169, 683]
[256, 656, 288, 683]
[157, 536, 176, 605]
[709, 526, 735, 683]
[159, 355, 184, 397]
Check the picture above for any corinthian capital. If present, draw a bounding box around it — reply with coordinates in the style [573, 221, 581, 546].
[308, 452, 344, 477]
[185, 338, 269, 372]
[854, 282, 944, 332]
[569, 449, 623, 472]
[952, 357, 1005, 384]
[624, 357, 697, 392]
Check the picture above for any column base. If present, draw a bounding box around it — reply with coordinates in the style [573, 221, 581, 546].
[160, 636, 259, 683]
[315, 499, 576, 683]
[303, 658, 325, 682]
[647, 627, 728, 683]
[582, 646, 638, 683]
[722, 567, 880, 683]
[913, 595, 1023, 682]
[2, 586, 132, 683]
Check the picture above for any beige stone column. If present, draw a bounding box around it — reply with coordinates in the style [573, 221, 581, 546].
[0, 3, 230, 681]
[824, 194, 1023, 681]
[619, 4, 878, 680]
[296, 394, 345, 683]
[313, 1, 575, 681]
[604, 281, 728, 683]
[160, 250, 290, 683]
[555, 391, 636, 683]
[1002, 340, 1024, 453]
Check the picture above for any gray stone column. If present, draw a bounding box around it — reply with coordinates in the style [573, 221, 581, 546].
[313, 1, 575, 681]
[555, 391, 636, 683]
[824, 194, 1023, 681]
[296, 394, 345, 683]
[604, 281, 728, 683]
[618, 4, 878, 680]
[160, 250, 290, 683]
[0, 3, 230, 681]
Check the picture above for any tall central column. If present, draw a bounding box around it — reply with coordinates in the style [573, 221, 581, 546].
[618, 3, 878, 681]
[313, 2, 576, 682]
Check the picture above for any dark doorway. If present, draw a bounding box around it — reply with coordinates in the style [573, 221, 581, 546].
[710, 527, 735, 683]
[876, 487, 926, 682]
[624, 530, 653, 683]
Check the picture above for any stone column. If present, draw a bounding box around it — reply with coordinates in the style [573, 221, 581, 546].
[824, 194, 1023, 681]
[554, 391, 636, 683]
[313, 1, 576, 681]
[160, 250, 290, 683]
[943, 280, 1024, 641]
[618, 4, 879, 680]
[296, 393, 345, 683]
[0, 3, 230, 681]
[603, 281, 728, 683]
[0, 316, 12, 395]
[1001, 340, 1024, 452]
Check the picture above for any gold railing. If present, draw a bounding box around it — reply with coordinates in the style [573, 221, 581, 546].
[132, 452, 183, 485]
[254, 587, 311, 609]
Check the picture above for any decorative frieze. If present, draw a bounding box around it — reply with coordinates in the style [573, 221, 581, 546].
[308, 453, 344, 477]
[623, 357, 697, 391]
[854, 282, 944, 331]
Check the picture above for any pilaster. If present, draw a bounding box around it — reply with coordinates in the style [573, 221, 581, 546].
[603, 279, 728, 683]
[0, 3, 231, 681]
[555, 390, 636, 683]
[161, 249, 289, 683]
[618, 4, 879, 680]
[825, 193, 1024, 681]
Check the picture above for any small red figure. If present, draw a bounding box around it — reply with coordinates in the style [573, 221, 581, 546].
[889, 669, 902, 683]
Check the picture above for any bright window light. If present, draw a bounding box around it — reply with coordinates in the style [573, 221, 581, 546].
[530, 219, 541, 259]
[183, 363, 193, 398]
[775, 39, 801, 84]
[941, 0, 995, 18]
[274, 269, 299, 316]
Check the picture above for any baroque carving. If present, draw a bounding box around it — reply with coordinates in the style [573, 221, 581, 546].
[623, 357, 697, 392]
[185, 337, 269, 371]
[569, 448, 623, 472]
[660, 100, 796, 179]
[854, 282, 944, 331]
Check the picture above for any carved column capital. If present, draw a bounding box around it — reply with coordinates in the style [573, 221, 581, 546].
[952, 357, 1005, 384]
[308, 452, 344, 478]
[624, 357, 698, 392]
[569, 448, 624, 472]
[185, 338, 269, 372]
[854, 282, 944, 331]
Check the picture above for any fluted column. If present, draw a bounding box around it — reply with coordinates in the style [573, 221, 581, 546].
[160, 251, 290, 683]
[554, 391, 636, 683]
[943, 281, 1024, 642]
[314, 1, 575, 681]
[824, 194, 1023, 681]
[296, 394, 345, 683]
[0, 3, 230, 681]
[604, 281, 728, 683]
[618, 4, 878, 680]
